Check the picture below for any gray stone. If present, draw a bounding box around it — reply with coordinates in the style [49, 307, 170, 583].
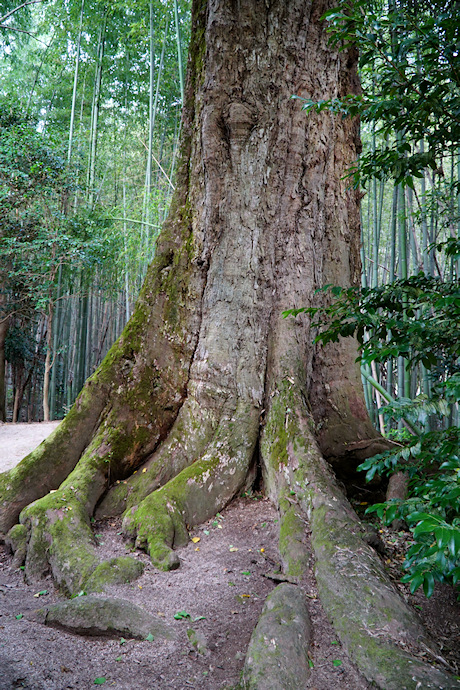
[242, 583, 311, 690]
[84, 556, 144, 592]
[27, 595, 175, 640]
[187, 627, 209, 655]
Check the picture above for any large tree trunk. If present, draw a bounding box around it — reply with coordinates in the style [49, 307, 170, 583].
[0, 1, 456, 687]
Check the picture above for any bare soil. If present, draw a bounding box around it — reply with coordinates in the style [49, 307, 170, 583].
[0, 424, 458, 689]
[0, 422, 60, 472]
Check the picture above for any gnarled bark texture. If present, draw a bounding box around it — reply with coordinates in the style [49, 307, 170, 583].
[0, 1, 456, 687]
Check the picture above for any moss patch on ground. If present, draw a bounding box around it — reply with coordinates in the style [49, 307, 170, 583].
[84, 557, 144, 592]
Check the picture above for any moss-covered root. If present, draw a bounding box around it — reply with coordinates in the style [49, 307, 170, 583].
[278, 490, 309, 581]
[242, 583, 311, 690]
[0, 381, 107, 537]
[96, 395, 220, 519]
[18, 489, 99, 595]
[261, 381, 460, 690]
[10, 429, 118, 595]
[122, 406, 259, 570]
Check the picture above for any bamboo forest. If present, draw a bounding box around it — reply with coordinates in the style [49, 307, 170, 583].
[1, 0, 190, 423]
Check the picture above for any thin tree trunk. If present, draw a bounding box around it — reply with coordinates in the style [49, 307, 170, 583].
[68, 0, 85, 164]
[43, 299, 54, 422]
[173, 0, 184, 105]
[87, 16, 106, 209]
[0, 307, 8, 422]
[26, 32, 55, 114]
[49, 265, 62, 420]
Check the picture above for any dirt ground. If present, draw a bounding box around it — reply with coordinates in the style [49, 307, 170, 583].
[0, 422, 60, 472]
[0, 423, 459, 689]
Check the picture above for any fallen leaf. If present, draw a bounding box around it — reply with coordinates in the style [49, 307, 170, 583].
[191, 537, 200, 543]
[174, 610, 191, 620]
[145, 633, 154, 642]
[34, 590, 48, 598]
[142, 468, 147, 473]
[94, 678, 106, 685]
[15, 614, 23, 620]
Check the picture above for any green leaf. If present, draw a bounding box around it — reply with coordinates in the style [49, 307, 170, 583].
[146, 633, 154, 642]
[423, 572, 435, 598]
[435, 526, 451, 549]
[15, 614, 23, 620]
[174, 610, 191, 620]
[384, 503, 400, 525]
[409, 572, 424, 594]
[448, 530, 460, 557]
[332, 659, 342, 667]
[413, 520, 437, 536]
[94, 678, 106, 685]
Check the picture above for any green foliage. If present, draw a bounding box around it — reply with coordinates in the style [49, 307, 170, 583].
[0, 99, 120, 314]
[359, 419, 460, 596]
[284, 271, 460, 375]
[285, 272, 460, 597]
[297, 0, 460, 188]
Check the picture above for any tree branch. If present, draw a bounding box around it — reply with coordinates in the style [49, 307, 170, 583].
[0, 24, 48, 44]
[0, 0, 45, 25]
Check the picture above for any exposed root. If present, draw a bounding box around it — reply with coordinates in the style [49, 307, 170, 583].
[19, 488, 99, 594]
[121, 405, 259, 570]
[8, 428, 125, 595]
[0, 381, 107, 536]
[260, 378, 459, 689]
[122, 491, 188, 570]
[96, 394, 222, 519]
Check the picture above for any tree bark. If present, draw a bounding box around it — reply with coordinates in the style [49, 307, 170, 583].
[0, 308, 8, 422]
[0, 1, 456, 687]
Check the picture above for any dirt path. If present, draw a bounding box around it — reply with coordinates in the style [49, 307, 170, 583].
[0, 502, 371, 689]
[0, 421, 60, 472]
[0, 424, 458, 689]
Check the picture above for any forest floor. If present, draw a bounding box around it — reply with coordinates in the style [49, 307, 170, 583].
[0, 423, 459, 690]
